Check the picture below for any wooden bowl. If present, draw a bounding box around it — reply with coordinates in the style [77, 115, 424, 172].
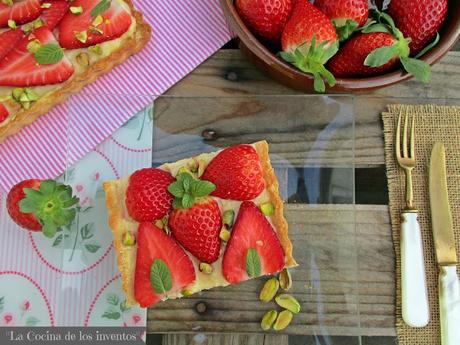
[220, 0, 460, 93]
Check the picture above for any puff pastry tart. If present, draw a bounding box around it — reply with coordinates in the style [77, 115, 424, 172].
[0, 0, 151, 143]
[103, 141, 297, 307]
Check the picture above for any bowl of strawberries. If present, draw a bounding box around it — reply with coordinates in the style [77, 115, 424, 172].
[220, 0, 460, 92]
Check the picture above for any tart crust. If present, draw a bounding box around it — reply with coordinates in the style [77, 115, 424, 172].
[0, 0, 151, 144]
[103, 141, 297, 306]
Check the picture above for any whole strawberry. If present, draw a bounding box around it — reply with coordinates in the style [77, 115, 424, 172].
[7, 179, 79, 237]
[280, 0, 338, 92]
[168, 173, 222, 263]
[314, 0, 369, 41]
[235, 0, 293, 42]
[202, 144, 265, 201]
[125, 168, 175, 222]
[327, 32, 399, 77]
[388, 0, 448, 55]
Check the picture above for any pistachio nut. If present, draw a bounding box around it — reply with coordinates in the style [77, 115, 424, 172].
[70, 6, 83, 14]
[12, 88, 39, 109]
[279, 268, 292, 291]
[88, 44, 103, 55]
[41, 3, 51, 8]
[75, 31, 88, 43]
[260, 310, 277, 331]
[222, 210, 235, 227]
[7, 19, 16, 29]
[181, 289, 193, 297]
[76, 53, 90, 67]
[26, 39, 42, 54]
[199, 262, 213, 274]
[122, 231, 136, 246]
[219, 227, 231, 242]
[275, 294, 301, 314]
[154, 219, 164, 229]
[260, 202, 275, 216]
[259, 277, 279, 303]
[273, 310, 293, 331]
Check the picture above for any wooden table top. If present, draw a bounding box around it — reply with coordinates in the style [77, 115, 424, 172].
[147, 49, 460, 345]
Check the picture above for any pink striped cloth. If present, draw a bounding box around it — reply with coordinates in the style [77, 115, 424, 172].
[0, 0, 232, 192]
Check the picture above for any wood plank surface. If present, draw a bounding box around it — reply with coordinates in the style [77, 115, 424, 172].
[149, 204, 395, 337]
[162, 334, 288, 345]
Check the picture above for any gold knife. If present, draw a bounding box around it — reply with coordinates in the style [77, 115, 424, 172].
[429, 142, 460, 345]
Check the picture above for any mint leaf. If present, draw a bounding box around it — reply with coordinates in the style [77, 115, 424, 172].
[106, 293, 119, 306]
[182, 193, 194, 209]
[34, 44, 64, 65]
[91, 0, 111, 17]
[176, 172, 193, 183]
[190, 180, 215, 197]
[168, 182, 184, 198]
[85, 243, 101, 253]
[172, 198, 183, 209]
[364, 44, 399, 67]
[400, 56, 431, 83]
[150, 259, 173, 294]
[246, 248, 261, 278]
[102, 308, 121, 320]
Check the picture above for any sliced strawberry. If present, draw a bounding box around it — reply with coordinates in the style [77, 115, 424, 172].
[222, 201, 285, 284]
[0, 26, 74, 87]
[41, 0, 69, 30]
[0, 29, 25, 61]
[0, 102, 9, 123]
[134, 222, 196, 308]
[0, 0, 43, 28]
[125, 168, 175, 222]
[169, 197, 222, 264]
[58, 0, 132, 49]
[7, 179, 43, 231]
[202, 144, 265, 201]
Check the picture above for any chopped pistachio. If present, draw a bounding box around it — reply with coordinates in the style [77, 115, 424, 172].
[7, 19, 16, 29]
[24, 89, 39, 102]
[12, 88, 24, 102]
[92, 14, 104, 27]
[260, 202, 275, 216]
[89, 27, 103, 35]
[199, 262, 213, 274]
[75, 31, 88, 43]
[181, 289, 193, 297]
[219, 227, 231, 242]
[76, 52, 90, 67]
[33, 18, 44, 29]
[154, 219, 164, 229]
[12, 88, 39, 109]
[70, 6, 83, 14]
[26, 39, 42, 54]
[2, 0, 13, 6]
[21, 101, 32, 110]
[41, 2, 51, 8]
[88, 44, 103, 55]
[222, 210, 235, 227]
[122, 231, 136, 246]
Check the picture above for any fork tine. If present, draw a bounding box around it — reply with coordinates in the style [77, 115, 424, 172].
[396, 111, 402, 159]
[403, 112, 409, 158]
[410, 114, 415, 158]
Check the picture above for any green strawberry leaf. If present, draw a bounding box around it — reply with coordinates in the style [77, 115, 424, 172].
[34, 44, 64, 65]
[334, 19, 359, 42]
[362, 23, 391, 34]
[42, 221, 58, 238]
[278, 51, 295, 63]
[190, 180, 215, 198]
[150, 259, 173, 294]
[313, 72, 326, 93]
[91, 0, 111, 17]
[246, 248, 261, 278]
[106, 293, 119, 306]
[400, 56, 431, 83]
[414, 32, 440, 59]
[364, 44, 399, 67]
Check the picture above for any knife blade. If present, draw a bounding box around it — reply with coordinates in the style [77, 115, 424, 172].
[429, 142, 458, 266]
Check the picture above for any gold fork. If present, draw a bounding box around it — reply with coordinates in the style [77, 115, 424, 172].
[396, 111, 429, 327]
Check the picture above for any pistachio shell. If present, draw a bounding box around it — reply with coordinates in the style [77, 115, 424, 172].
[273, 310, 293, 331]
[279, 268, 292, 291]
[275, 294, 301, 314]
[260, 310, 277, 331]
[259, 278, 279, 303]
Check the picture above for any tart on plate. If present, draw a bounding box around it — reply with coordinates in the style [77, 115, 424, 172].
[103, 141, 297, 307]
[0, 0, 151, 143]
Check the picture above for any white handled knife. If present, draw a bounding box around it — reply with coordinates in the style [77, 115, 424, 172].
[429, 142, 460, 345]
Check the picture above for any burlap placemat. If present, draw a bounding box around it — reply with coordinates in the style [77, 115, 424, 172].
[382, 104, 460, 345]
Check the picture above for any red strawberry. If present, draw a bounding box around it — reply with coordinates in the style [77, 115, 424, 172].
[0, 0, 42, 28]
[314, 0, 368, 41]
[125, 168, 175, 222]
[327, 32, 399, 78]
[280, 0, 338, 92]
[58, 0, 132, 49]
[388, 0, 448, 55]
[0, 27, 74, 87]
[202, 144, 265, 201]
[41, 0, 70, 30]
[235, 0, 293, 42]
[7, 179, 43, 231]
[0, 102, 9, 123]
[0, 29, 25, 61]
[222, 201, 285, 284]
[169, 197, 222, 264]
[134, 222, 196, 308]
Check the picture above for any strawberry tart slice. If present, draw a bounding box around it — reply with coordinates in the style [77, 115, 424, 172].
[0, 0, 150, 143]
[103, 141, 297, 307]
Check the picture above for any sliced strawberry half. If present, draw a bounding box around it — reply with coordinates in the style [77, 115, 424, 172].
[0, 29, 25, 61]
[0, 102, 9, 123]
[0, 26, 74, 87]
[134, 222, 196, 308]
[58, 0, 132, 49]
[0, 0, 43, 28]
[41, 0, 69, 30]
[222, 201, 285, 284]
